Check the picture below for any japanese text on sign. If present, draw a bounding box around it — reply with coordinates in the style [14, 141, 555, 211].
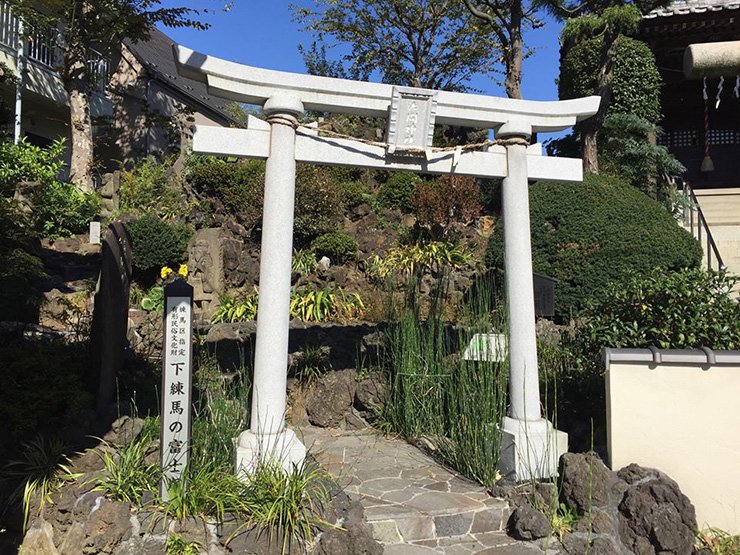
[160, 290, 192, 501]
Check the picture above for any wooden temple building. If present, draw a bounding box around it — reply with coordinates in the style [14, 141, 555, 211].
[638, 0, 740, 189]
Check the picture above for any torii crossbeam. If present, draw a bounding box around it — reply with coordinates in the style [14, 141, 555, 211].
[175, 45, 599, 481]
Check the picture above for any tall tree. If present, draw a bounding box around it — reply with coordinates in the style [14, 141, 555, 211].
[548, 0, 668, 172]
[460, 0, 543, 99]
[8, 0, 207, 191]
[291, 0, 501, 92]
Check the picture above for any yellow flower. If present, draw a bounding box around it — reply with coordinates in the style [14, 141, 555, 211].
[160, 266, 173, 279]
[178, 264, 189, 277]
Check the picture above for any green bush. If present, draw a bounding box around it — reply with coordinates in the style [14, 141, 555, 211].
[341, 180, 367, 208]
[0, 138, 65, 195]
[187, 156, 265, 230]
[33, 181, 101, 239]
[119, 157, 182, 219]
[552, 268, 740, 450]
[559, 36, 662, 124]
[294, 164, 346, 242]
[377, 172, 421, 212]
[126, 214, 193, 272]
[311, 230, 358, 264]
[485, 173, 702, 320]
[575, 268, 740, 353]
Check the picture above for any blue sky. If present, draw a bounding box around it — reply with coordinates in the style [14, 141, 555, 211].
[157, 0, 566, 140]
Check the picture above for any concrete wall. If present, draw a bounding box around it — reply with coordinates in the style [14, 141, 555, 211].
[606, 348, 740, 533]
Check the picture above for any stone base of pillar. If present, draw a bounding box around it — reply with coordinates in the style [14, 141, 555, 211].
[499, 417, 568, 481]
[235, 428, 306, 479]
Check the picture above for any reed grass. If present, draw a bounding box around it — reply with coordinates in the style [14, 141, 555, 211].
[380, 273, 509, 488]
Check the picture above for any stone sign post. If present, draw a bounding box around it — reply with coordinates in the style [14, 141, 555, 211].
[160, 279, 194, 500]
[175, 45, 599, 480]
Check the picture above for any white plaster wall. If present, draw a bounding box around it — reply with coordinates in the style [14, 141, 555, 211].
[607, 360, 740, 533]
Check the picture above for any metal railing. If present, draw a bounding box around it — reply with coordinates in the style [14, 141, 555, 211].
[681, 179, 726, 272]
[0, 1, 109, 90]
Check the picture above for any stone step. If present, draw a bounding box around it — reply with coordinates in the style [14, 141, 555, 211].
[299, 427, 517, 553]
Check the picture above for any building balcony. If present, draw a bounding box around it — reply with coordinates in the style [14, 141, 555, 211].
[0, 1, 112, 118]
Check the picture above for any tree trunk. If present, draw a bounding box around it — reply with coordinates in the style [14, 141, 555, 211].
[581, 125, 599, 173]
[504, 2, 524, 100]
[63, 53, 94, 192]
[581, 30, 620, 173]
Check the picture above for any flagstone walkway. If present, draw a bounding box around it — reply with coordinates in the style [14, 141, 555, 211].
[298, 427, 545, 555]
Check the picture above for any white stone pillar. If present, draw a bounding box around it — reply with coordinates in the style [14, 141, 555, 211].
[235, 94, 306, 477]
[497, 122, 567, 480]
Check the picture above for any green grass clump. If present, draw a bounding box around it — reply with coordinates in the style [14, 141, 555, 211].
[92, 423, 160, 506]
[2, 435, 81, 531]
[696, 528, 740, 555]
[289, 343, 331, 385]
[166, 533, 201, 555]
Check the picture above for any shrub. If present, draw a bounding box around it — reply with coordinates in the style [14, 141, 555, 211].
[554, 268, 740, 450]
[93, 432, 160, 506]
[213, 285, 365, 323]
[559, 36, 661, 124]
[377, 172, 421, 212]
[0, 138, 65, 194]
[126, 215, 193, 272]
[311, 230, 358, 264]
[341, 180, 367, 208]
[290, 285, 365, 322]
[485, 173, 702, 320]
[414, 176, 482, 233]
[575, 268, 740, 353]
[119, 157, 182, 219]
[187, 156, 265, 231]
[33, 181, 101, 239]
[294, 164, 346, 242]
[289, 343, 331, 384]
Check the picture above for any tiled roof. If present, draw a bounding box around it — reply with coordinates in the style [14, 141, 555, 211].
[124, 27, 238, 125]
[644, 0, 740, 19]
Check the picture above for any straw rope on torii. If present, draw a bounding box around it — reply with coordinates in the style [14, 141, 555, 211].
[174, 43, 599, 482]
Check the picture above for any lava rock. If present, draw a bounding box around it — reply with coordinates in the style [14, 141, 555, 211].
[559, 451, 614, 512]
[306, 369, 357, 427]
[507, 504, 551, 540]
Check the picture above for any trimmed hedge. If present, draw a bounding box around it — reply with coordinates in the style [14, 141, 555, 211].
[485, 173, 702, 320]
[311, 230, 358, 264]
[559, 36, 661, 124]
[126, 214, 193, 272]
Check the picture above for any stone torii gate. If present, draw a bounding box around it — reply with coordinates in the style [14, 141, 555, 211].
[175, 45, 599, 480]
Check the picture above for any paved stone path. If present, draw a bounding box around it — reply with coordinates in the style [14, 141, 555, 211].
[298, 427, 544, 555]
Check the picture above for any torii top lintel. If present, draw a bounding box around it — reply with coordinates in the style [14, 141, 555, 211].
[174, 45, 599, 134]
